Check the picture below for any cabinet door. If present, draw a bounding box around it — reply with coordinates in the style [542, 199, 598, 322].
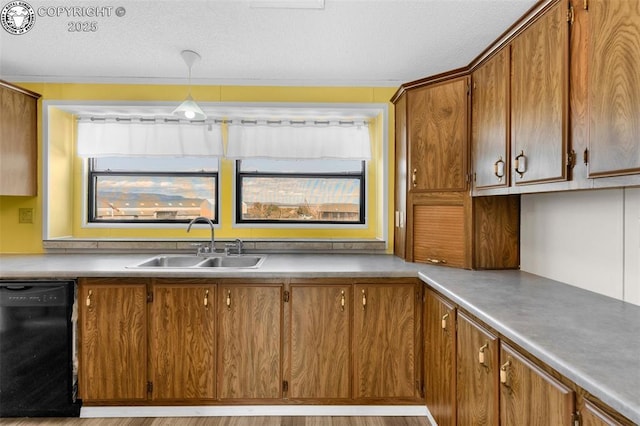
[472, 48, 510, 190]
[0, 83, 39, 196]
[218, 283, 282, 400]
[456, 312, 499, 426]
[407, 77, 469, 192]
[289, 284, 350, 400]
[511, 0, 569, 185]
[394, 93, 408, 259]
[413, 201, 466, 268]
[580, 399, 626, 426]
[587, 0, 640, 177]
[500, 342, 575, 425]
[150, 280, 216, 401]
[424, 288, 456, 426]
[78, 278, 147, 402]
[353, 282, 418, 399]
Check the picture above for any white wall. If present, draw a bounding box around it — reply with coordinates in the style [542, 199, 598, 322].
[520, 188, 640, 306]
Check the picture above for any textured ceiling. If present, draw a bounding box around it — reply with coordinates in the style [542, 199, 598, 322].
[0, 0, 537, 87]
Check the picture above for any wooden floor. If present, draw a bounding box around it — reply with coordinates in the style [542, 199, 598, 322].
[0, 417, 429, 426]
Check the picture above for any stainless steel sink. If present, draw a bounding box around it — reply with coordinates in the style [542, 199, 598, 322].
[129, 254, 265, 269]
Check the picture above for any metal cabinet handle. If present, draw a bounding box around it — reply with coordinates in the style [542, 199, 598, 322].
[362, 289, 367, 310]
[478, 343, 489, 365]
[514, 150, 527, 178]
[500, 360, 511, 385]
[226, 290, 231, 310]
[427, 258, 447, 265]
[340, 290, 345, 312]
[85, 290, 93, 307]
[412, 168, 418, 188]
[204, 290, 209, 308]
[494, 156, 505, 181]
[441, 313, 449, 330]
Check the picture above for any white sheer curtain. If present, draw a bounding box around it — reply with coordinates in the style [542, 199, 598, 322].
[76, 119, 224, 157]
[226, 120, 371, 160]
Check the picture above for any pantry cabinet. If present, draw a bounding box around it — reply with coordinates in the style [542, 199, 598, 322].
[0, 81, 40, 196]
[587, 0, 640, 178]
[510, 0, 570, 186]
[217, 281, 283, 400]
[424, 288, 457, 426]
[150, 279, 216, 401]
[288, 282, 351, 400]
[353, 281, 420, 400]
[456, 312, 499, 426]
[78, 278, 148, 402]
[499, 342, 575, 425]
[471, 48, 510, 190]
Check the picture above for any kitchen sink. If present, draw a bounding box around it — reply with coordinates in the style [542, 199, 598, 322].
[129, 254, 266, 269]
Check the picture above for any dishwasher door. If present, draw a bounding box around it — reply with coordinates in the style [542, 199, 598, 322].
[0, 281, 81, 417]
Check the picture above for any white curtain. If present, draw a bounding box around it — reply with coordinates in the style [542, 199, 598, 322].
[76, 119, 224, 157]
[226, 121, 371, 160]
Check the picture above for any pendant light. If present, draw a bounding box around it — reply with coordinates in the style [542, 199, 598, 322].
[173, 50, 207, 120]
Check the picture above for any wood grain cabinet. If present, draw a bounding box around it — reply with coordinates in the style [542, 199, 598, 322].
[149, 279, 216, 401]
[287, 282, 351, 400]
[579, 398, 627, 426]
[424, 287, 457, 426]
[353, 280, 420, 400]
[394, 92, 408, 259]
[217, 281, 283, 400]
[456, 312, 499, 426]
[499, 342, 575, 425]
[78, 278, 148, 403]
[0, 80, 40, 196]
[472, 48, 511, 191]
[586, 0, 640, 178]
[510, 0, 570, 186]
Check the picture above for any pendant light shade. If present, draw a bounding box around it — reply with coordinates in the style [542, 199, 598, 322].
[173, 50, 207, 120]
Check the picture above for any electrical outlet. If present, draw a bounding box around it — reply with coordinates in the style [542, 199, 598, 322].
[19, 208, 34, 224]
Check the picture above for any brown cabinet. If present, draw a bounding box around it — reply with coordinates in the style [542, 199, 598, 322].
[394, 93, 408, 259]
[580, 398, 626, 426]
[424, 287, 457, 426]
[217, 281, 283, 400]
[510, 0, 570, 185]
[150, 279, 216, 401]
[353, 280, 420, 400]
[78, 278, 148, 402]
[288, 282, 350, 400]
[456, 312, 499, 426]
[0, 81, 40, 196]
[500, 342, 575, 425]
[587, 0, 640, 178]
[407, 77, 469, 193]
[472, 48, 511, 190]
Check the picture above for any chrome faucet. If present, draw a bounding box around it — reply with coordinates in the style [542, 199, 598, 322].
[225, 238, 244, 256]
[186, 216, 215, 255]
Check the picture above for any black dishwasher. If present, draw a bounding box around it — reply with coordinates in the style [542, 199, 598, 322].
[0, 280, 81, 417]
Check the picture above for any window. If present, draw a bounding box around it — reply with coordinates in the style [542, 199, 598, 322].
[88, 157, 218, 224]
[236, 159, 365, 224]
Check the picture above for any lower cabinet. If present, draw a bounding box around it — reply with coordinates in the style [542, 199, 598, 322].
[217, 281, 283, 400]
[580, 398, 627, 426]
[499, 342, 575, 425]
[150, 279, 216, 401]
[78, 278, 148, 402]
[456, 311, 499, 426]
[424, 287, 457, 426]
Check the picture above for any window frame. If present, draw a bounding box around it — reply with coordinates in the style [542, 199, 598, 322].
[235, 159, 366, 225]
[87, 158, 219, 225]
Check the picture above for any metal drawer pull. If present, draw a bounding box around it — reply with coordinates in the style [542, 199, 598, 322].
[478, 343, 489, 365]
[412, 168, 418, 187]
[361, 289, 367, 310]
[340, 290, 345, 312]
[226, 290, 231, 310]
[204, 290, 209, 307]
[494, 156, 505, 181]
[441, 313, 449, 330]
[427, 258, 447, 265]
[514, 150, 527, 178]
[500, 360, 511, 385]
[85, 290, 93, 307]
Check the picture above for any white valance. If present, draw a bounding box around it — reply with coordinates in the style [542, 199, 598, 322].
[226, 120, 371, 160]
[76, 119, 224, 158]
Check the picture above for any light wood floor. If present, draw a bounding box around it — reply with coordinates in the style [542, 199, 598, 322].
[0, 417, 429, 426]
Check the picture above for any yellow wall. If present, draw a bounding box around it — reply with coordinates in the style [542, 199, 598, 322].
[0, 83, 396, 253]
[48, 107, 75, 238]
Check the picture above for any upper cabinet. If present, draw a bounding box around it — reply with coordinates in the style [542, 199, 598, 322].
[510, 0, 570, 186]
[0, 81, 40, 196]
[407, 77, 469, 192]
[472, 48, 511, 190]
[587, 0, 640, 178]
